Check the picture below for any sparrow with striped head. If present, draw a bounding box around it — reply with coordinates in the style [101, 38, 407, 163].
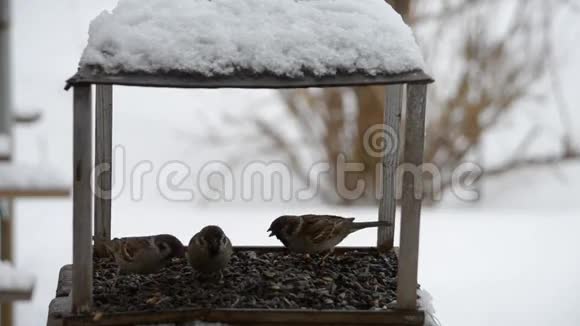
[268, 214, 391, 254]
[104, 234, 185, 274]
[187, 225, 233, 275]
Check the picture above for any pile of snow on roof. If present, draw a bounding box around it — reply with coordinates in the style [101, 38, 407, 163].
[80, 0, 425, 77]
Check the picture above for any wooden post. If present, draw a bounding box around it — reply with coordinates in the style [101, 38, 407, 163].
[397, 83, 427, 309]
[94, 85, 112, 257]
[0, 0, 11, 138]
[377, 84, 403, 251]
[1, 199, 14, 326]
[0, 199, 13, 262]
[1, 4, 15, 322]
[72, 85, 93, 313]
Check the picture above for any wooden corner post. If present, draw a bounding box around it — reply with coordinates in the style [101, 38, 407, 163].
[1, 199, 14, 326]
[72, 85, 93, 313]
[397, 83, 427, 309]
[94, 84, 113, 257]
[378, 84, 403, 250]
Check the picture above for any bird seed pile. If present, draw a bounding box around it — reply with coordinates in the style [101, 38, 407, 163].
[93, 250, 398, 313]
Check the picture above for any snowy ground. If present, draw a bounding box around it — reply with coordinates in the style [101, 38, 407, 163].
[11, 163, 580, 326]
[12, 183, 580, 326]
[6, 1, 580, 326]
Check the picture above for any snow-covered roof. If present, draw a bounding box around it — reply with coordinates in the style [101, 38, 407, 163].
[0, 261, 35, 301]
[68, 0, 431, 89]
[0, 162, 69, 197]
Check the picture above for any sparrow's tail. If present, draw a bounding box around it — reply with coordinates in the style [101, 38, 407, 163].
[350, 221, 392, 232]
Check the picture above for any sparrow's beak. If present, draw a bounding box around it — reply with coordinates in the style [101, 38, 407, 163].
[268, 229, 274, 237]
[207, 238, 222, 257]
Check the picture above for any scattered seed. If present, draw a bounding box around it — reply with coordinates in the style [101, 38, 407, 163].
[93, 250, 399, 313]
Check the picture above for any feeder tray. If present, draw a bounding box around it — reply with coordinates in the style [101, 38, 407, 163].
[48, 247, 424, 326]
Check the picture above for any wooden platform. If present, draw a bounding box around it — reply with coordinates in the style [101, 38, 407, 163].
[0, 290, 33, 303]
[47, 247, 424, 326]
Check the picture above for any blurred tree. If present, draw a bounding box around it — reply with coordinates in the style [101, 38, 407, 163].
[209, 0, 579, 205]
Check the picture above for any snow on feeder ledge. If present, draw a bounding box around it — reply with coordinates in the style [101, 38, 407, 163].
[0, 261, 35, 303]
[52, 0, 434, 325]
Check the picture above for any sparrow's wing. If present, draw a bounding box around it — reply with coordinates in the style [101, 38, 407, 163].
[102, 239, 120, 255]
[300, 215, 354, 244]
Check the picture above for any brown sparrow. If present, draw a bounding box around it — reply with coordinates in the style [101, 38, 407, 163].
[268, 214, 392, 254]
[104, 234, 184, 274]
[187, 225, 233, 274]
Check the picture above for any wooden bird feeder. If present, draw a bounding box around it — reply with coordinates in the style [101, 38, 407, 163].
[48, 1, 433, 325]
